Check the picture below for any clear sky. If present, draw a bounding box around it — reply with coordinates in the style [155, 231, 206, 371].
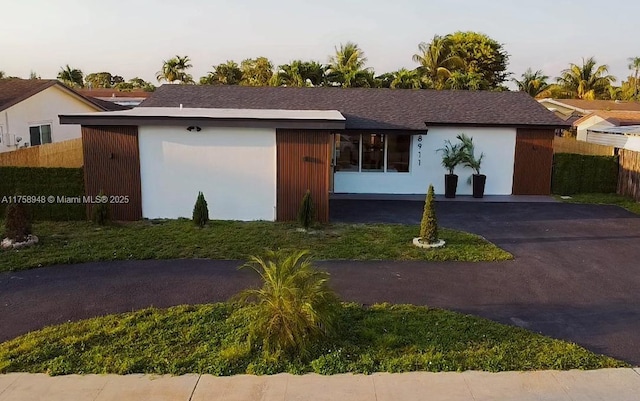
[1, 0, 638, 87]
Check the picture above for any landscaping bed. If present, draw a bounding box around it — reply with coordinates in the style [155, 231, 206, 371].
[0, 303, 624, 375]
[0, 220, 512, 272]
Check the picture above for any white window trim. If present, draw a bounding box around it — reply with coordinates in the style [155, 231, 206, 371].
[28, 123, 53, 146]
[339, 133, 410, 174]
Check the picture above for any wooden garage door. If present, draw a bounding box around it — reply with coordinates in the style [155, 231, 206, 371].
[276, 129, 331, 222]
[512, 128, 555, 195]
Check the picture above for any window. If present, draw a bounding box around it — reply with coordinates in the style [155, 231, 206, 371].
[335, 133, 411, 173]
[29, 124, 52, 146]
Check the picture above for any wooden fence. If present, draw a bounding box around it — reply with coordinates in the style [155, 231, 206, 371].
[553, 137, 615, 156]
[618, 149, 640, 201]
[0, 138, 83, 167]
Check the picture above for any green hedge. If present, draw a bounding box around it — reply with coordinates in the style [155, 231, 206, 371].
[0, 167, 85, 221]
[552, 153, 618, 195]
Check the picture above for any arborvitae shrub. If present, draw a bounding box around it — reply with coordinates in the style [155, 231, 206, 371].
[4, 201, 32, 242]
[420, 185, 438, 244]
[192, 191, 209, 227]
[298, 190, 314, 230]
[91, 190, 110, 225]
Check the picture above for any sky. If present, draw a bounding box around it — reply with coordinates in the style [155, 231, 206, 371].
[1, 0, 639, 88]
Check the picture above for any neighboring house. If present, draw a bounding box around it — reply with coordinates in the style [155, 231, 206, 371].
[538, 98, 640, 136]
[574, 111, 640, 143]
[584, 124, 640, 152]
[60, 86, 566, 222]
[0, 78, 109, 153]
[77, 89, 150, 107]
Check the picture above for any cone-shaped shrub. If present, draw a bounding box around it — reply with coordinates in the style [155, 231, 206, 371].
[192, 191, 209, 227]
[298, 190, 314, 230]
[4, 201, 31, 242]
[420, 185, 438, 244]
[91, 190, 110, 226]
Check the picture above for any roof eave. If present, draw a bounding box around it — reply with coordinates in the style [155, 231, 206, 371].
[424, 122, 571, 129]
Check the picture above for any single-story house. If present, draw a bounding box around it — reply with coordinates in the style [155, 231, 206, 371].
[0, 78, 119, 153]
[584, 124, 640, 152]
[573, 110, 640, 143]
[538, 98, 640, 134]
[60, 86, 566, 222]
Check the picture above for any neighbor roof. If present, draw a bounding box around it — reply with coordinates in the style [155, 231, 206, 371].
[573, 110, 640, 127]
[588, 125, 640, 136]
[540, 98, 640, 114]
[0, 78, 108, 112]
[139, 85, 566, 130]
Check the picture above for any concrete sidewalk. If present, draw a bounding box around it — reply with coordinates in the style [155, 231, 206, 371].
[1, 369, 640, 401]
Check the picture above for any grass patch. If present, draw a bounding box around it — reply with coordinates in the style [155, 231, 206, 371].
[556, 193, 640, 215]
[0, 220, 511, 272]
[0, 303, 625, 375]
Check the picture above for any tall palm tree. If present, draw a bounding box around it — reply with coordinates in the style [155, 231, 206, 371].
[327, 42, 373, 88]
[390, 68, 422, 89]
[556, 57, 616, 100]
[200, 60, 242, 85]
[628, 57, 640, 100]
[412, 35, 464, 90]
[57, 65, 84, 88]
[274, 60, 327, 87]
[512, 68, 551, 98]
[156, 55, 194, 84]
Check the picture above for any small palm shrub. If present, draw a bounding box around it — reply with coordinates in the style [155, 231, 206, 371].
[4, 201, 31, 242]
[298, 190, 314, 230]
[192, 191, 209, 227]
[235, 249, 339, 356]
[437, 140, 464, 175]
[91, 190, 110, 225]
[457, 133, 484, 175]
[419, 185, 438, 244]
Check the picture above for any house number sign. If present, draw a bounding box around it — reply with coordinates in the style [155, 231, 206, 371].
[417, 135, 423, 166]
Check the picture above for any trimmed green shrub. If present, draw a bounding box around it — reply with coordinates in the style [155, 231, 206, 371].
[298, 190, 314, 230]
[420, 185, 438, 244]
[235, 249, 339, 357]
[4, 201, 32, 242]
[552, 153, 618, 195]
[0, 167, 84, 221]
[192, 191, 209, 227]
[91, 190, 110, 226]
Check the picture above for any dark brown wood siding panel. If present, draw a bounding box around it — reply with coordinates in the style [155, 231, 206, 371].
[512, 128, 554, 195]
[82, 126, 142, 221]
[276, 130, 331, 222]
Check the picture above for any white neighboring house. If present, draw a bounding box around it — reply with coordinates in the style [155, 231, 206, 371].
[585, 125, 640, 152]
[573, 111, 640, 145]
[0, 78, 108, 153]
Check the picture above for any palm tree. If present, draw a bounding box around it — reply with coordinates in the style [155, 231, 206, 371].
[200, 61, 242, 85]
[390, 68, 422, 89]
[275, 60, 308, 87]
[628, 57, 640, 100]
[57, 65, 84, 88]
[446, 71, 484, 90]
[327, 42, 373, 88]
[556, 57, 616, 100]
[412, 35, 464, 90]
[512, 68, 551, 98]
[156, 55, 194, 84]
[240, 57, 274, 86]
[235, 249, 339, 356]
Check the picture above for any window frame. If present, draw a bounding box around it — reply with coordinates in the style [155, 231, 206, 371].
[336, 132, 411, 174]
[28, 124, 52, 147]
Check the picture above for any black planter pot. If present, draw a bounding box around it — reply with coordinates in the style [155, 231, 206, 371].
[472, 174, 486, 198]
[444, 174, 458, 198]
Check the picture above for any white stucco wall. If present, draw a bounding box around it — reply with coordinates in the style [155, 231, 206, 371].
[575, 116, 610, 141]
[333, 127, 517, 195]
[138, 126, 277, 221]
[0, 85, 99, 153]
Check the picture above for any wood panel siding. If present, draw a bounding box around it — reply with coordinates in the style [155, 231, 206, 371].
[512, 129, 555, 195]
[553, 136, 615, 156]
[618, 149, 640, 201]
[82, 126, 142, 220]
[276, 130, 331, 222]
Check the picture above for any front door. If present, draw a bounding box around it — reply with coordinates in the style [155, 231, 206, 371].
[512, 129, 555, 195]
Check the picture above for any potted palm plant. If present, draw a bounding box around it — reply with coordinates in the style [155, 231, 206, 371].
[436, 140, 463, 198]
[458, 134, 486, 198]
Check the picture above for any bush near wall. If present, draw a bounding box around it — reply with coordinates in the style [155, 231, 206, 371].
[0, 167, 85, 221]
[552, 153, 618, 195]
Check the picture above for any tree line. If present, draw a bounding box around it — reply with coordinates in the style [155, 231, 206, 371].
[1, 31, 638, 101]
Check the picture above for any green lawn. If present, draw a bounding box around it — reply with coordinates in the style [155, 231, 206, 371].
[0, 303, 624, 376]
[556, 193, 640, 215]
[0, 220, 512, 272]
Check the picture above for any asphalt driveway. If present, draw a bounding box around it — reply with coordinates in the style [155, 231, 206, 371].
[2, 201, 640, 365]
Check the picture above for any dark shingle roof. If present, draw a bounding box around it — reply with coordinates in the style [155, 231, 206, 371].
[85, 97, 132, 111]
[140, 85, 567, 130]
[0, 78, 109, 112]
